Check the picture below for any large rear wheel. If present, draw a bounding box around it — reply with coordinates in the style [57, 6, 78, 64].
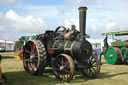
[53, 54, 75, 82]
[23, 40, 47, 75]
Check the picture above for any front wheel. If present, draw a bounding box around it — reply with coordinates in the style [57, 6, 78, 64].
[81, 54, 100, 78]
[53, 54, 75, 82]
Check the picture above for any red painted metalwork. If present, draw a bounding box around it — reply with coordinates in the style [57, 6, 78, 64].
[125, 42, 128, 45]
[48, 50, 54, 54]
[115, 42, 119, 45]
[103, 48, 106, 51]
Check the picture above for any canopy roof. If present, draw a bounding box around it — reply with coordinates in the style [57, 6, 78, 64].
[102, 31, 128, 36]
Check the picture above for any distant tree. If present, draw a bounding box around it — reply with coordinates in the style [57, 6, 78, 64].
[15, 36, 25, 50]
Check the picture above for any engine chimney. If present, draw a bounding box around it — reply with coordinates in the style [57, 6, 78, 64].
[78, 7, 88, 38]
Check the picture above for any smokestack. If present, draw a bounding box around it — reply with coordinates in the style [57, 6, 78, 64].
[78, 7, 88, 37]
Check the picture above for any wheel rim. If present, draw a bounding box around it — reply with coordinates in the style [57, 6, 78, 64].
[54, 54, 74, 82]
[23, 41, 38, 73]
[81, 54, 100, 78]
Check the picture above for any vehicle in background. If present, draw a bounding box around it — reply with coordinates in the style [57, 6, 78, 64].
[0, 40, 15, 52]
[102, 31, 128, 64]
[0, 46, 5, 52]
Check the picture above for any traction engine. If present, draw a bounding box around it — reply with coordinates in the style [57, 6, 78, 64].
[23, 7, 100, 82]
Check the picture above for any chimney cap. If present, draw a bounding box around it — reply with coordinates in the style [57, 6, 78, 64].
[79, 7, 88, 11]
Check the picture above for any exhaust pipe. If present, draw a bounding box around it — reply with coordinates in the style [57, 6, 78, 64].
[78, 7, 88, 38]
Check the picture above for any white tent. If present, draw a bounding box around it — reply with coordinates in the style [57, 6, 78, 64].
[87, 39, 113, 50]
[0, 40, 15, 51]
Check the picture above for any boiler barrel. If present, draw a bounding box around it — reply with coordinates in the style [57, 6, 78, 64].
[52, 40, 92, 61]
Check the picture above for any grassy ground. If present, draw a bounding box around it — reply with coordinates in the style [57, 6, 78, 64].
[1, 55, 128, 85]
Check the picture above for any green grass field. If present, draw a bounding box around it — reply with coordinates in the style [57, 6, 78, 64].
[1, 56, 128, 85]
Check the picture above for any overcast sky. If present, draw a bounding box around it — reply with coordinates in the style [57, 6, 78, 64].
[0, 0, 128, 41]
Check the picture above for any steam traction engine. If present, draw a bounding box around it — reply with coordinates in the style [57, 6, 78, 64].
[23, 7, 100, 82]
[102, 31, 128, 64]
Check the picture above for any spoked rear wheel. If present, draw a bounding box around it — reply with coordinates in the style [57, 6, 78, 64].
[23, 40, 47, 75]
[54, 54, 75, 82]
[81, 54, 100, 78]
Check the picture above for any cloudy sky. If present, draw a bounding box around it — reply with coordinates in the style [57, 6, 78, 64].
[0, 0, 128, 41]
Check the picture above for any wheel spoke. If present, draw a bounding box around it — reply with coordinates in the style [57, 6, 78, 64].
[25, 59, 32, 63]
[25, 49, 31, 53]
[55, 68, 60, 71]
[34, 50, 38, 56]
[28, 63, 33, 70]
[89, 57, 93, 63]
[59, 70, 62, 75]
[33, 58, 38, 63]
[32, 60, 37, 67]
[31, 63, 37, 71]
[89, 69, 94, 76]
[28, 43, 32, 48]
[57, 64, 61, 67]
[92, 67, 97, 72]
[58, 58, 62, 64]
[64, 69, 70, 74]
[25, 59, 31, 62]
[91, 60, 96, 64]
[64, 61, 69, 67]
[61, 57, 64, 65]
[92, 64, 97, 67]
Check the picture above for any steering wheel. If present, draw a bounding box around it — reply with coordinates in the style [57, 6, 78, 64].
[55, 26, 67, 33]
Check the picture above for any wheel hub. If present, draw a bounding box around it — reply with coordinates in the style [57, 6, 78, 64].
[88, 63, 92, 68]
[30, 54, 35, 59]
[109, 55, 113, 58]
[59, 66, 64, 70]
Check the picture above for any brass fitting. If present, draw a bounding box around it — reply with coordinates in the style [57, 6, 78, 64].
[79, 7, 88, 11]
